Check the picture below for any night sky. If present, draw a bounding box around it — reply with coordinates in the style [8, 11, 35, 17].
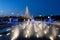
[0, 0, 60, 16]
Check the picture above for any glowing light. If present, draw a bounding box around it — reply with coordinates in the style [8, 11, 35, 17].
[48, 16, 50, 18]
[44, 30, 48, 34]
[11, 30, 14, 32]
[47, 26, 50, 29]
[27, 31, 29, 34]
[58, 35, 60, 37]
[11, 26, 20, 40]
[36, 34, 39, 38]
[9, 11, 58, 40]
[24, 31, 31, 38]
[25, 34, 28, 38]
[49, 36, 54, 40]
[6, 33, 10, 36]
[10, 20, 58, 40]
[0, 34, 2, 37]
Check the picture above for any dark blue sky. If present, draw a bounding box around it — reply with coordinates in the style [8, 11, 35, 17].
[0, 0, 60, 16]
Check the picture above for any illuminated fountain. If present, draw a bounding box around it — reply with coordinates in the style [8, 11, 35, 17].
[11, 25, 20, 40]
[11, 5, 58, 40]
